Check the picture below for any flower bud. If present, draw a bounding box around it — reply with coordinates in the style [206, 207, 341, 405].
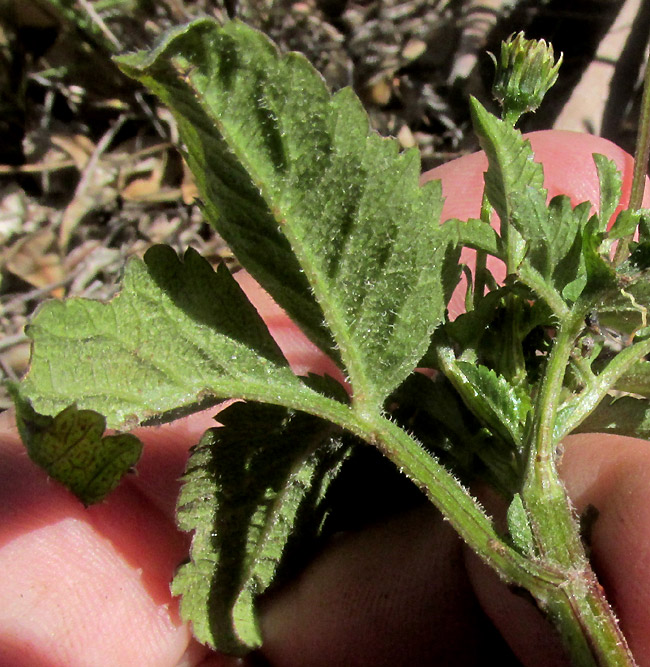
[490, 32, 562, 125]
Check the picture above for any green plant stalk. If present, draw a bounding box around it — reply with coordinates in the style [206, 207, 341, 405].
[521, 305, 636, 664]
[267, 377, 567, 598]
[614, 52, 650, 264]
[368, 363, 635, 665]
[557, 334, 650, 440]
[355, 414, 554, 587]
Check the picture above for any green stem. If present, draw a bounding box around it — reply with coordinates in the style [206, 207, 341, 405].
[520, 306, 637, 664]
[557, 335, 650, 440]
[523, 309, 589, 565]
[613, 51, 650, 263]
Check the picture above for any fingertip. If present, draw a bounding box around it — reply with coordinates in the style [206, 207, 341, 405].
[0, 448, 191, 666]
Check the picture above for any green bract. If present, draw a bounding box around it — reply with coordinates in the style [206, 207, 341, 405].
[14, 19, 650, 666]
[490, 31, 562, 125]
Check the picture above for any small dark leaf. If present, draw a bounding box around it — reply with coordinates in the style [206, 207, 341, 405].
[507, 493, 536, 556]
[10, 385, 141, 506]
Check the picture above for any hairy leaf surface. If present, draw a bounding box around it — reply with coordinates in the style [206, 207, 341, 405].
[117, 19, 454, 410]
[438, 350, 531, 449]
[21, 246, 333, 428]
[172, 402, 352, 654]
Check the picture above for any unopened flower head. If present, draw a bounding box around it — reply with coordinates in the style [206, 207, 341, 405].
[490, 32, 562, 125]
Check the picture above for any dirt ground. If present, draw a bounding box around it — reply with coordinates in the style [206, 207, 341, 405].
[0, 0, 648, 410]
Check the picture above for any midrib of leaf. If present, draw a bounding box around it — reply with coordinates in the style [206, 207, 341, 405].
[116, 19, 452, 413]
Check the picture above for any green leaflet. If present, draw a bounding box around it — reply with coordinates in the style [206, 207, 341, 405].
[117, 19, 455, 411]
[172, 402, 353, 655]
[546, 197, 592, 300]
[10, 385, 141, 505]
[436, 345, 531, 450]
[470, 98, 594, 299]
[609, 209, 646, 240]
[593, 153, 623, 232]
[441, 217, 503, 258]
[20, 245, 334, 429]
[454, 362, 531, 448]
[507, 493, 536, 556]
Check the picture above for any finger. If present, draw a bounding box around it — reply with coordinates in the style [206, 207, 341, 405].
[258, 505, 515, 666]
[0, 427, 197, 666]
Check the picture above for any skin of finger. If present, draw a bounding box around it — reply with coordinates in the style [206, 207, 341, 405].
[0, 429, 194, 666]
[259, 505, 517, 667]
[0, 129, 645, 666]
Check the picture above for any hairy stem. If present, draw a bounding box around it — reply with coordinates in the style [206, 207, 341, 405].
[520, 307, 636, 665]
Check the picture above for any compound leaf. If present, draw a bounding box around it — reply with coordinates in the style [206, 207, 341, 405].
[117, 19, 454, 411]
[172, 402, 353, 655]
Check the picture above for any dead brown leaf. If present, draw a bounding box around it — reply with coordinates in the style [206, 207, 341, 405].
[4, 228, 65, 297]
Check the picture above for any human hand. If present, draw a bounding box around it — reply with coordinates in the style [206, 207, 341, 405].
[2, 131, 649, 666]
